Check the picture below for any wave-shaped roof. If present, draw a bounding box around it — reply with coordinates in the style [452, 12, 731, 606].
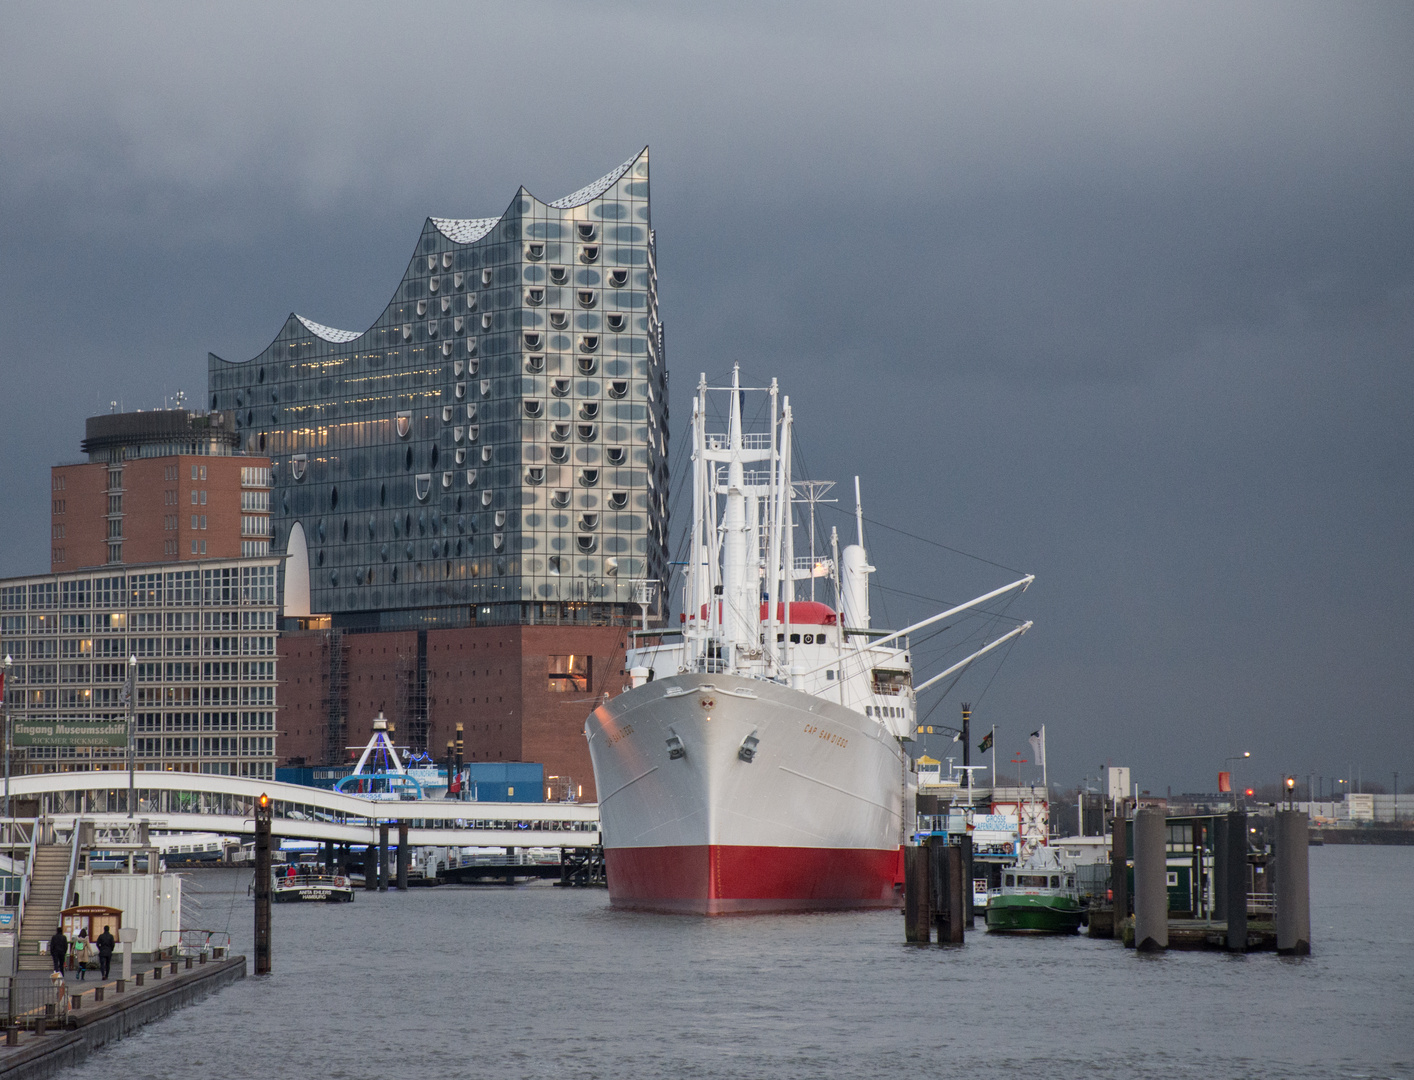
[295, 315, 362, 343]
[549, 153, 637, 208]
[427, 216, 500, 244]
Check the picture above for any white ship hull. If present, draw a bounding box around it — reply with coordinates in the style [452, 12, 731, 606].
[586, 673, 911, 913]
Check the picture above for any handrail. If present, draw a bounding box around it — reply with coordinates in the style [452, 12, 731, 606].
[59, 815, 82, 914]
[15, 824, 38, 949]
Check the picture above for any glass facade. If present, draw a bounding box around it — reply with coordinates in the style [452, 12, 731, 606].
[0, 559, 280, 778]
[207, 149, 669, 627]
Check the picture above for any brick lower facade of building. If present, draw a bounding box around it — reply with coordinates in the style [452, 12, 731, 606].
[278, 623, 629, 801]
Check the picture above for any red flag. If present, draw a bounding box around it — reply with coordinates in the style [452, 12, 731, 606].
[1218, 771, 1231, 793]
[449, 771, 462, 795]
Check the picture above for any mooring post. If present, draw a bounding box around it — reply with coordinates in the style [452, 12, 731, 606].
[1226, 809, 1248, 951]
[960, 834, 975, 927]
[396, 820, 409, 889]
[1111, 803, 1129, 927]
[1133, 806, 1168, 951]
[904, 844, 931, 942]
[1274, 808, 1311, 955]
[324, 839, 335, 874]
[1212, 813, 1229, 922]
[378, 822, 390, 891]
[943, 843, 966, 944]
[363, 841, 376, 890]
[254, 791, 272, 975]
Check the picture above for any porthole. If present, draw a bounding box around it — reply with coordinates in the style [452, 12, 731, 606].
[430, 444, 439, 468]
[576, 535, 598, 553]
[427, 255, 437, 271]
[606, 447, 626, 465]
[579, 335, 599, 352]
[577, 290, 597, 309]
[524, 400, 543, 418]
[579, 402, 600, 420]
[429, 276, 440, 293]
[341, 519, 348, 541]
[481, 269, 493, 286]
[417, 299, 428, 316]
[526, 287, 544, 305]
[550, 312, 568, 330]
[577, 223, 597, 241]
[551, 377, 571, 397]
[577, 424, 597, 441]
[549, 267, 568, 285]
[330, 486, 339, 509]
[441, 297, 451, 314]
[609, 380, 628, 398]
[579, 513, 599, 531]
[579, 469, 599, 486]
[466, 294, 478, 311]
[524, 332, 543, 349]
[526, 243, 545, 261]
[481, 447, 493, 463]
[442, 252, 453, 269]
[525, 355, 545, 373]
[608, 492, 628, 510]
[427, 320, 439, 337]
[606, 314, 625, 332]
[550, 490, 570, 509]
[579, 245, 599, 264]
[551, 423, 570, 442]
[577, 356, 598, 375]
[380, 483, 387, 506]
[549, 445, 569, 464]
[482, 314, 494, 330]
[609, 269, 628, 288]
[318, 551, 325, 567]
[405, 447, 414, 470]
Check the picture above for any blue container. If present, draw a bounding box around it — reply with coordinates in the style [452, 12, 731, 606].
[463, 763, 545, 803]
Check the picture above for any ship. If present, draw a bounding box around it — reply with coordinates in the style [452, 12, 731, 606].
[584, 367, 1034, 914]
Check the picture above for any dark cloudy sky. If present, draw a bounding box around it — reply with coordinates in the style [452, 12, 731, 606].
[2, 2, 1410, 793]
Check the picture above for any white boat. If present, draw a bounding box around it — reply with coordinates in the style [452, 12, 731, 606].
[585, 367, 1034, 913]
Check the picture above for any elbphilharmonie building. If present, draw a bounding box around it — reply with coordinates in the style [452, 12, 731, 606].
[207, 148, 667, 629]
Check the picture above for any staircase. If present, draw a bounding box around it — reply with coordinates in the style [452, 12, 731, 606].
[17, 846, 71, 971]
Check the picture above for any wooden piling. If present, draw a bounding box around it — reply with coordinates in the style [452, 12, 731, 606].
[960, 834, 975, 926]
[1275, 809, 1311, 955]
[254, 792, 272, 975]
[363, 842, 377, 890]
[396, 820, 410, 889]
[1111, 803, 1129, 922]
[378, 822, 390, 891]
[1212, 813, 1229, 922]
[1225, 810, 1248, 952]
[1133, 807, 1168, 951]
[903, 845, 931, 942]
[940, 843, 966, 944]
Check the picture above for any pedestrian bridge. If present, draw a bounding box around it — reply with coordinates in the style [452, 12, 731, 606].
[4, 772, 600, 849]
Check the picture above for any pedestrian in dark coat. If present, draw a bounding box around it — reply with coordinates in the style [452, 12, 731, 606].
[96, 926, 116, 981]
[47, 927, 67, 975]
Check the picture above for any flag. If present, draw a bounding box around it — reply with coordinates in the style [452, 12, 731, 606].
[978, 731, 994, 753]
[1029, 728, 1047, 770]
[449, 770, 462, 795]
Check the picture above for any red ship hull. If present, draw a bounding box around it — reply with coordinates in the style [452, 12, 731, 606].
[605, 844, 904, 915]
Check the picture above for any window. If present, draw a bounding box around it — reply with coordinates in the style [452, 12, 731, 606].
[548, 654, 591, 693]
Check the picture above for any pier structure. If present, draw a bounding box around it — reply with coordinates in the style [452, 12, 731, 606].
[1, 771, 600, 851]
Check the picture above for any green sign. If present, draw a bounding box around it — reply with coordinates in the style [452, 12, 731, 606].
[11, 720, 128, 749]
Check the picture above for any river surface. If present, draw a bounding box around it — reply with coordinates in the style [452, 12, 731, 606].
[61, 845, 1411, 1079]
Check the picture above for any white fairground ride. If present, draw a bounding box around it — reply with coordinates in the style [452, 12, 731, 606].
[335, 713, 448, 801]
[628, 365, 1034, 737]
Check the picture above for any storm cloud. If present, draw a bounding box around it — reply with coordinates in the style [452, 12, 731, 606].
[1, 1, 1410, 792]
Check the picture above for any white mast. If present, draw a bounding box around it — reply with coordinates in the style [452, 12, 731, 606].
[840, 476, 873, 631]
[720, 365, 754, 666]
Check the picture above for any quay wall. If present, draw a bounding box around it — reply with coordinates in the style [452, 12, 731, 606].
[0, 956, 245, 1080]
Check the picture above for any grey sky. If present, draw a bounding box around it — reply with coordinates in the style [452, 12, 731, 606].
[1, 2, 1410, 792]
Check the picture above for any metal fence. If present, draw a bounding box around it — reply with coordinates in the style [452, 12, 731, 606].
[0, 975, 70, 1028]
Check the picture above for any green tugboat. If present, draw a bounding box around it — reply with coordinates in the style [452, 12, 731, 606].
[984, 848, 1082, 934]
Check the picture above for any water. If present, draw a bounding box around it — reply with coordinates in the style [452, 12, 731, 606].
[62, 846, 1412, 1079]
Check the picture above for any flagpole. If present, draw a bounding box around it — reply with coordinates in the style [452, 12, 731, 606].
[991, 724, 996, 790]
[1041, 723, 1048, 792]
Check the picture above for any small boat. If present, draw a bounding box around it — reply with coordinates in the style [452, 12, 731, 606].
[984, 848, 1081, 933]
[272, 872, 355, 903]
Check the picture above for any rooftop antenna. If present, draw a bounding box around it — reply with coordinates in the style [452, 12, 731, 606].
[109, 401, 118, 414]
[853, 475, 865, 548]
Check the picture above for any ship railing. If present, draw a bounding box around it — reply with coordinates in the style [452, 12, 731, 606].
[159, 929, 233, 959]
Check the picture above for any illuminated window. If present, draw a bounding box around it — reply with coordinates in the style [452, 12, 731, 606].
[547, 654, 591, 693]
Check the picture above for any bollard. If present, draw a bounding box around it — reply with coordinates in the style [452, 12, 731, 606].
[940, 843, 966, 944]
[34, 1016, 45, 1038]
[903, 845, 931, 942]
[1226, 810, 1248, 951]
[170, 961, 178, 974]
[199, 952, 206, 964]
[70, 994, 81, 1010]
[135, 973, 144, 986]
[185, 956, 192, 969]
[1275, 809, 1311, 955]
[213, 947, 224, 960]
[6, 1024, 17, 1046]
[1133, 807, 1168, 951]
[116, 979, 125, 993]
[153, 966, 161, 980]
[94, 987, 104, 1003]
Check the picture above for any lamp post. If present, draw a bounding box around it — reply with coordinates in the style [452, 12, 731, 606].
[3, 653, 11, 824]
[125, 654, 137, 819]
[1224, 751, 1251, 805]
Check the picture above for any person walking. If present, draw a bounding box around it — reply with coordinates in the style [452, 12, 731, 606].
[72, 928, 89, 980]
[47, 926, 67, 976]
[96, 925, 116, 981]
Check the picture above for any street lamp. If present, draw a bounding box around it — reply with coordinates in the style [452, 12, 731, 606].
[1224, 751, 1251, 803]
[3, 653, 11, 824]
[126, 654, 137, 820]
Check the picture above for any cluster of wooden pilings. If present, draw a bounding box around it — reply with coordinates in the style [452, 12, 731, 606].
[903, 836, 973, 945]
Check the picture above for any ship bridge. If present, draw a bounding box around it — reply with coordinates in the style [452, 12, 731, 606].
[4, 772, 599, 848]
